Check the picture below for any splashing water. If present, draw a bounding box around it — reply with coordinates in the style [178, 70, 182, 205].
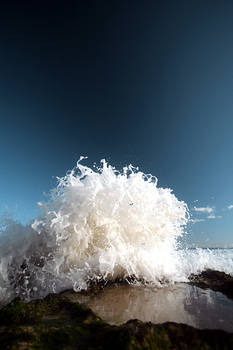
[0, 157, 232, 304]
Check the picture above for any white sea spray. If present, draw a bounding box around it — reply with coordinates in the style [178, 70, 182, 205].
[0, 157, 232, 304]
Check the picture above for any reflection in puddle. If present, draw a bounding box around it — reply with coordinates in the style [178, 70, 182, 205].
[67, 283, 233, 332]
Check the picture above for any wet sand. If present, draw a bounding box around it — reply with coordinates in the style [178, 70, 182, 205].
[64, 283, 233, 332]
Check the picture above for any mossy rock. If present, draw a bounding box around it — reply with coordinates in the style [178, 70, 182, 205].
[189, 269, 233, 299]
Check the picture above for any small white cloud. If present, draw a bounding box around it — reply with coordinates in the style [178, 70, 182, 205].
[194, 206, 214, 213]
[207, 215, 222, 219]
[227, 205, 233, 210]
[207, 215, 216, 219]
[190, 218, 205, 223]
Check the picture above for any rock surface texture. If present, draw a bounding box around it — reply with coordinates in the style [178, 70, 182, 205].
[189, 269, 233, 300]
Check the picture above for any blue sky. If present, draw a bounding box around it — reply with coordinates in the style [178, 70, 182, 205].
[0, 1, 233, 247]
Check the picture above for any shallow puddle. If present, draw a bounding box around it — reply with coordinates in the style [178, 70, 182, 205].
[65, 283, 233, 332]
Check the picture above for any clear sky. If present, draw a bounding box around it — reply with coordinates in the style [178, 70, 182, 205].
[0, 1, 233, 247]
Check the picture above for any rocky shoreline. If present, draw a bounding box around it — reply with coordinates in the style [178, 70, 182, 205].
[189, 269, 233, 300]
[0, 269, 233, 349]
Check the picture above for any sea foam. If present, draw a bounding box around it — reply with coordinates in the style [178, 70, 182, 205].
[0, 157, 232, 303]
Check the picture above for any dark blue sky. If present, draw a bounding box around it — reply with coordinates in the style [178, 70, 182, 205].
[1, 1, 233, 247]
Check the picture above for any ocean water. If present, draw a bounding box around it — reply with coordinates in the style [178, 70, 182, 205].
[0, 158, 232, 304]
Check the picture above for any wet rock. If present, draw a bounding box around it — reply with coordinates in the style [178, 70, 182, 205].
[0, 291, 233, 349]
[189, 269, 233, 300]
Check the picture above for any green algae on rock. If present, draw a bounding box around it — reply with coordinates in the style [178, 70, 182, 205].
[0, 289, 233, 350]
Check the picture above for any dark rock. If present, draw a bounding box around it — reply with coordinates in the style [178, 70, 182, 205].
[0, 291, 233, 349]
[189, 269, 233, 299]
